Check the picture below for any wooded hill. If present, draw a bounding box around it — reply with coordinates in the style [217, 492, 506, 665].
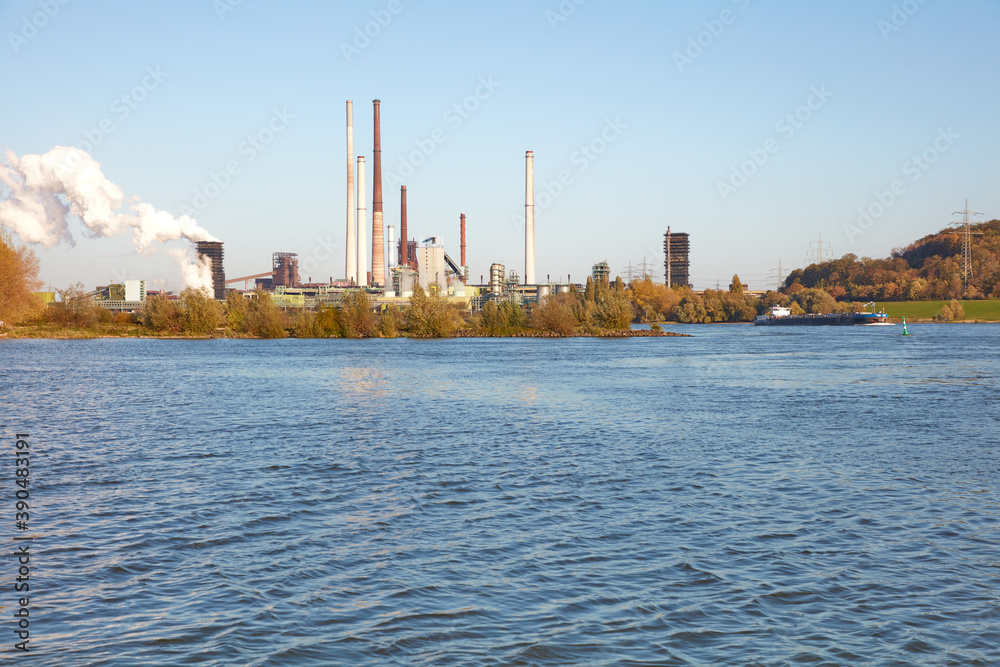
[785, 219, 1000, 300]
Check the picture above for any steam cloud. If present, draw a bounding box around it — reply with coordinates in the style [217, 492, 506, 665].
[0, 146, 219, 291]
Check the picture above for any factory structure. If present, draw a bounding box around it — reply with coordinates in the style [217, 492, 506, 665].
[91, 97, 692, 313]
[664, 227, 691, 289]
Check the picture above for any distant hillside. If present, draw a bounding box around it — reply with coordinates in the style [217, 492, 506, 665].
[785, 219, 1000, 301]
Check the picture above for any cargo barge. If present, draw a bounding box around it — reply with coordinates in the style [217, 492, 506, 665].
[755, 305, 892, 326]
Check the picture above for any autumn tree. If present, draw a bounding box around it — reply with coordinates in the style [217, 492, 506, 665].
[225, 291, 251, 333]
[141, 294, 184, 332]
[629, 278, 679, 321]
[222, 290, 287, 338]
[247, 291, 288, 338]
[378, 304, 403, 338]
[531, 292, 578, 336]
[480, 300, 528, 333]
[934, 299, 965, 322]
[339, 290, 376, 338]
[180, 287, 224, 334]
[406, 284, 461, 337]
[0, 228, 43, 325]
[597, 288, 634, 329]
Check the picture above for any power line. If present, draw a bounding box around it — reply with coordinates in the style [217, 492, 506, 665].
[952, 198, 983, 292]
[806, 235, 831, 265]
[768, 259, 784, 289]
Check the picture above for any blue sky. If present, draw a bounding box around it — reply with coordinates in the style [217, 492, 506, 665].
[2, 0, 998, 291]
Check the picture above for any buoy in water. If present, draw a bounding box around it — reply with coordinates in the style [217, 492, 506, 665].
[902, 316, 910, 336]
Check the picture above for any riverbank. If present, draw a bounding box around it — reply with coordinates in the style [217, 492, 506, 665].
[873, 299, 1000, 322]
[1, 324, 691, 340]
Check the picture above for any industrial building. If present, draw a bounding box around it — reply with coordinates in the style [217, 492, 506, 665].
[93, 280, 147, 311]
[592, 261, 610, 285]
[130, 99, 575, 313]
[272, 252, 300, 288]
[196, 241, 226, 299]
[663, 227, 690, 289]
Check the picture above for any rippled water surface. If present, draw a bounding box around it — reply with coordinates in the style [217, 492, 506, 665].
[2, 323, 999, 665]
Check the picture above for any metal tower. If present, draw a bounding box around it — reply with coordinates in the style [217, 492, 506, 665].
[952, 199, 983, 292]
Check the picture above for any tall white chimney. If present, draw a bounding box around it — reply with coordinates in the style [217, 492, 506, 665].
[346, 101, 356, 285]
[357, 156, 368, 287]
[525, 150, 535, 285]
[387, 224, 397, 270]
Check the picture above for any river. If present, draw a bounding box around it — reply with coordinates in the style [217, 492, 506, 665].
[1, 323, 997, 665]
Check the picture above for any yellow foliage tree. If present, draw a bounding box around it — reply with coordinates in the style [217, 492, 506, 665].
[0, 228, 43, 325]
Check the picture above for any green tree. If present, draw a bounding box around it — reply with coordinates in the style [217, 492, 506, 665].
[730, 274, 743, 294]
[669, 293, 709, 323]
[791, 287, 837, 314]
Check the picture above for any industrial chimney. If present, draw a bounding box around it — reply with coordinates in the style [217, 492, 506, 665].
[460, 213, 467, 269]
[346, 100, 356, 285]
[371, 99, 385, 287]
[357, 155, 368, 287]
[400, 185, 408, 268]
[387, 224, 397, 270]
[525, 151, 535, 285]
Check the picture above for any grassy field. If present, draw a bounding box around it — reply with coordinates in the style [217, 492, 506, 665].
[872, 300, 1000, 321]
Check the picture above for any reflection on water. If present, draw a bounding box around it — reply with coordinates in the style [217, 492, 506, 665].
[0, 325, 998, 665]
[340, 366, 390, 398]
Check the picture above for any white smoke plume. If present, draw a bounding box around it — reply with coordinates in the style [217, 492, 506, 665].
[0, 146, 220, 289]
[169, 248, 214, 293]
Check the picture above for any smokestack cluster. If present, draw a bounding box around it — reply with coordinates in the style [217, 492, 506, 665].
[371, 99, 385, 286]
[525, 150, 535, 285]
[0, 146, 219, 292]
[344, 99, 390, 287]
